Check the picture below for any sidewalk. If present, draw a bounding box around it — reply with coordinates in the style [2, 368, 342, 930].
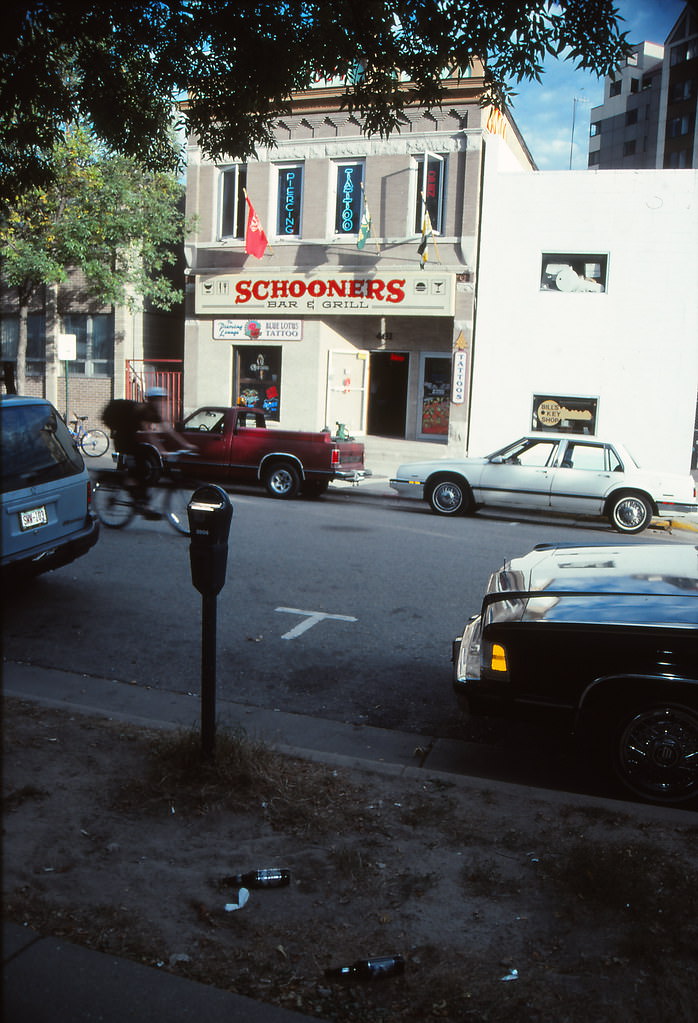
[3, 920, 321, 1023]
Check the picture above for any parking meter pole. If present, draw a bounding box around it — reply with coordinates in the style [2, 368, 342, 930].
[186, 485, 233, 762]
[200, 593, 217, 760]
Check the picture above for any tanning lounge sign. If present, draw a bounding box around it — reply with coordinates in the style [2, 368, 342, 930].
[196, 272, 455, 317]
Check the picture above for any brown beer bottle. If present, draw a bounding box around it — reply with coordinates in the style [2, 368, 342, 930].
[230, 869, 290, 888]
[325, 955, 405, 980]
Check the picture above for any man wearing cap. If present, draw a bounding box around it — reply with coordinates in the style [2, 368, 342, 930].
[112, 388, 194, 519]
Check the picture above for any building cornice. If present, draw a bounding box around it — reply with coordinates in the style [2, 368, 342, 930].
[254, 128, 480, 163]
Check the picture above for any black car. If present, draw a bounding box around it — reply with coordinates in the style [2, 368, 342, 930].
[452, 542, 698, 807]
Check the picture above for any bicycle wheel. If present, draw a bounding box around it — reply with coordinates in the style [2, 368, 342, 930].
[93, 479, 135, 528]
[162, 483, 197, 535]
[80, 429, 110, 457]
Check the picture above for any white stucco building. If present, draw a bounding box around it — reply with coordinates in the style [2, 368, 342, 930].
[473, 150, 698, 473]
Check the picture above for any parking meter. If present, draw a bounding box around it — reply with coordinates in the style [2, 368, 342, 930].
[187, 485, 233, 760]
[187, 485, 233, 596]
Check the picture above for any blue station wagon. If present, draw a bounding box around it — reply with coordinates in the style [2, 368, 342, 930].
[1, 395, 99, 578]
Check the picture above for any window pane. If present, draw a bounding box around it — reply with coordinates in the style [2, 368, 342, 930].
[220, 167, 247, 238]
[91, 314, 112, 362]
[0, 315, 45, 361]
[236, 346, 282, 420]
[566, 443, 606, 471]
[221, 170, 236, 237]
[277, 166, 303, 236]
[335, 163, 363, 235]
[62, 315, 87, 373]
[532, 394, 598, 434]
[414, 155, 445, 233]
[1, 317, 19, 359]
[27, 314, 46, 361]
[540, 254, 608, 293]
[1, 403, 83, 492]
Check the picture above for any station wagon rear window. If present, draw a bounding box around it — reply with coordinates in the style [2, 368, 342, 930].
[1, 404, 83, 493]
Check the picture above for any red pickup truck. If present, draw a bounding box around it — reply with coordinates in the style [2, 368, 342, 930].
[146, 406, 369, 498]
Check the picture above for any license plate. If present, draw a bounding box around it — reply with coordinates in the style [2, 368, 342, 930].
[20, 506, 48, 530]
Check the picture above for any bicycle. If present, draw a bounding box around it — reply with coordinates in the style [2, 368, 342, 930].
[92, 451, 197, 535]
[68, 413, 110, 457]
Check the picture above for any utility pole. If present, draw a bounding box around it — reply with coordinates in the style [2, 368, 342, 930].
[569, 95, 589, 170]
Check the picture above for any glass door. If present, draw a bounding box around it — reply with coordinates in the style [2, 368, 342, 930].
[418, 353, 451, 440]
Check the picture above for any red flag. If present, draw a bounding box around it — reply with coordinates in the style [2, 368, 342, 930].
[244, 195, 268, 258]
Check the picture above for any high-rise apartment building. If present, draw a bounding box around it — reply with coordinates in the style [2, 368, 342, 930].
[588, 4, 697, 169]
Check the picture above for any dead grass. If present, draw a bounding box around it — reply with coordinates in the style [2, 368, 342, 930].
[114, 724, 373, 836]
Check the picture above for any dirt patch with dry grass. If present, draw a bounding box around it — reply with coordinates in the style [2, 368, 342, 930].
[3, 696, 698, 1022]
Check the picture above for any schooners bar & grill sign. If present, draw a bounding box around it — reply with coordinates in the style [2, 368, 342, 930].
[196, 272, 455, 317]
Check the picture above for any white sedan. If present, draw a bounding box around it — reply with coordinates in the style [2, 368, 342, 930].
[390, 434, 698, 534]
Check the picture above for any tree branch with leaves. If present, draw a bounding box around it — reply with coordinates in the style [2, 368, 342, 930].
[1, 1, 647, 202]
[0, 125, 188, 392]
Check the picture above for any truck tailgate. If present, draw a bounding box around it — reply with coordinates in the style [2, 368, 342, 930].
[335, 441, 366, 469]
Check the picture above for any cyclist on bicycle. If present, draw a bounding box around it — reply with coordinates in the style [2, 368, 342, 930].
[105, 388, 195, 519]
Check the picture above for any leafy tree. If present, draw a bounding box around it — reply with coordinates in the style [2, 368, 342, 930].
[0, 125, 186, 392]
[1, 0, 647, 202]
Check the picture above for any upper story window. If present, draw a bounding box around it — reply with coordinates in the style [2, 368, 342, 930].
[414, 153, 446, 234]
[590, 121, 602, 137]
[626, 109, 638, 126]
[540, 254, 608, 293]
[630, 77, 640, 93]
[276, 164, 303, 237]
[668, 115, 693, 137]
[220, 165, 247, 239]
[666, 149, 691, 168]
[671, 41, 698, 66]
[641, 73, 655, 89]
[334, 162, 364, 236]
[671, 78, 696, 102]
[609, 79, 622, 97]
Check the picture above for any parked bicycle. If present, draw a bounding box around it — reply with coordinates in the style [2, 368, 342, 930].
[92, 451, 197, 534]
[68, 413, 110, 457]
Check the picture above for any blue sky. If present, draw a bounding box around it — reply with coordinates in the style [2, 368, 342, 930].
[508, 0, 687, 169]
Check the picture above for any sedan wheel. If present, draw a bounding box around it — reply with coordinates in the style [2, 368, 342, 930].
[613, 704, 698, 805]
[429, 479, 468, 515]
[610, 493, 652, 534]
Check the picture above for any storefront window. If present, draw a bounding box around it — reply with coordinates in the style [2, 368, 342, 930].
[235, 346, 282, 419]
[420, 355, 451, 437]
[532, 394, 598, 434]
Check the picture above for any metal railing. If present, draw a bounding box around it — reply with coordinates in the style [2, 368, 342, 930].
[126, 360, 183, 424]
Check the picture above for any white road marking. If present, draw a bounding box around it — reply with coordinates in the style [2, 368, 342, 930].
[275, 606, 358, 640]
